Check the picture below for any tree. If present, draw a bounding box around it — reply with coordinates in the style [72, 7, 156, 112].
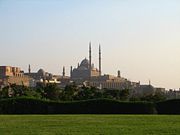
[60, 83, 78, 101]
[140, 92, 166, 102]
[0, 86, 10, 98]
[103, 89, 121, 100]
[44, 83, 61, 101]
[10, 84, 26, 97]
[119, 89, 129, 101]
[75, 86, 97, 100]
[24, 88, 42, 99]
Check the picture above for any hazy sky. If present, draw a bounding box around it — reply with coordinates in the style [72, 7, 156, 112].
[0, 0, 180, 89]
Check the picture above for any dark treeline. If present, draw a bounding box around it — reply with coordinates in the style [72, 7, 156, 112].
[0, 97, 179, 114]
[0, 98, 156, 114]
[0, 83, 166, 102]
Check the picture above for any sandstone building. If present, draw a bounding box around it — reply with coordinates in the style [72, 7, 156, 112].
[0, 66, 31, 87]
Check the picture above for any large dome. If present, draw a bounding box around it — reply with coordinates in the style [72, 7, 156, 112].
[80, 58, 89, 68]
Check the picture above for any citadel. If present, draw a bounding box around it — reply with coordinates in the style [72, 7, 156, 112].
[70, 43, 137, 90]
[0, 43, 179, 98]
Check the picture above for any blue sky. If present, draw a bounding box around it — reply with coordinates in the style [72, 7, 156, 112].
[0, 0, 180, 89]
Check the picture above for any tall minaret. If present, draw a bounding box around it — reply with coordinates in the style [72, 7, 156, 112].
[89, 42, 92, 77]
[28, 64, 31, 74]
[70, 66, 73, 78]
[99, 44, 101, 76]
[117, 70, 121, 78]
[149, 79, 151, 86]
[62, 66, 65, 77]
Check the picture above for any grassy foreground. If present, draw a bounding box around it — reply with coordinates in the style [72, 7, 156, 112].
[0, 115, 179, 135]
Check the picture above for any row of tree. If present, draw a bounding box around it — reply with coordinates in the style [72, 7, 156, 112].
[0, 83, 166, 102]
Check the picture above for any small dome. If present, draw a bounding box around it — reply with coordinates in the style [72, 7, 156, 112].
[80, 58, 89, 68]
[38, 69, 45, 76]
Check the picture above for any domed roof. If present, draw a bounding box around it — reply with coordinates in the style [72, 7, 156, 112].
[37, 69, 45, 76]
[80, 58, 89, 68]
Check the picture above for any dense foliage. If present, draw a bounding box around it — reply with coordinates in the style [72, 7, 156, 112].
[0, 97, 179, 114]
[156, 99, 180, 114]
[0, 83, 166, 102]
[0, 97, 156, 114]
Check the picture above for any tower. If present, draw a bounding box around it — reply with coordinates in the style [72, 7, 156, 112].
[117, 70, 121, 78]
[99, 44, 101, 76]
[89, 42, 92, 77]
[62, 66, 65, 77]
[149, 79, 151, 86]
[28, 64, 31, 74]
[70, 66, 73, 78]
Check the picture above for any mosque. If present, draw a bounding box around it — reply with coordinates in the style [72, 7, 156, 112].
[69, 42, 140, 90]
[70, 43, 101, 82]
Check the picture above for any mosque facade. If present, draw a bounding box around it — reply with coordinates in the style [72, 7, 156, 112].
[69, 43, 140, 90]
[70, 43, 100, 82]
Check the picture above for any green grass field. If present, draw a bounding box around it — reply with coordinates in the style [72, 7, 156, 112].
[0, 115, 179, 135]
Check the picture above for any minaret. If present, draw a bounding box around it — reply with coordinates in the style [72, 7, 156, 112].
[62, 66, 65, 77]
[117, 70, 121, 78]
[149, 79, 151, 86]
[28, 64, 31, 74]
[99, 44, 101, 76]
[89, 42, 92, 78]
[70, 66, 73, 78]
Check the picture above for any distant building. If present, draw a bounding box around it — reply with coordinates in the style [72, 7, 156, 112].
[24, 65, 71, 87]
[70, 43, 140, 90]
[24, 66, 60, 86]
[71, 43, 100, 82]
[0, 66, 31, 87]
[24, 65, 53, 81]
[166, 89, 180, 99]
[133, 84, 155, 96]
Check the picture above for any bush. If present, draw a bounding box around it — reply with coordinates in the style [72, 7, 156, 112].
[0, 98, 156, 114]
[156, 99, 180, 114]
